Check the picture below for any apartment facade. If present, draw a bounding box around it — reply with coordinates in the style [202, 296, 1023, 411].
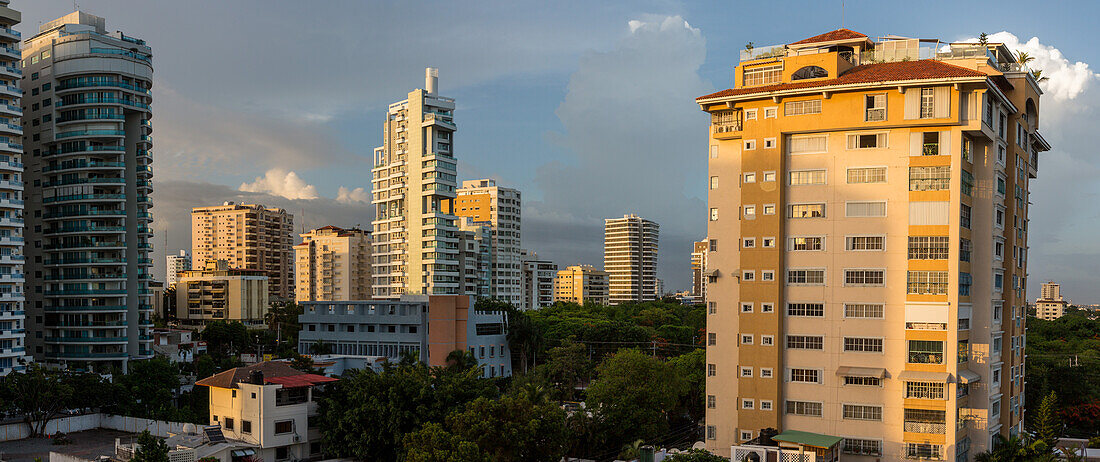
[604, 214, 659, 304]
[554, 265, 609, 305]
[23, 11, 155, 372]
[175, 259, 269, 330]
[455, 179, 522, 306]
[521, 249, 557, 309]
[294, 226, 371, 302]
[691, 240, 709, 304]
[166, 249, 191, 286]
[297, 295, 512, 378]
[0, 0, 25, 376]
[1034, 281, 1068, 321]
[699, 29, 1046, 460]
[371, 68, 460, 299]
[192, 202, 293, 300]
[457, 218, 491, 299]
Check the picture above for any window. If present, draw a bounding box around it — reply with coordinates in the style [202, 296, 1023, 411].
[741, 430, 754, 441]
[706, 426, 716, 440]
[741, 334, 753, 344]
[761, 335, 774, 345]
[906, 381, 946, 399]
[786, 400, 822, 417]
[844, 337, 884, 352]
[743, 237, 756, 248]
[708, 301, 717, 314]
[791, 65, 828, 80]
[846, 133, 887, 149]
[846, 201, 886, 217]
[785, 99, 822, 116]
[789, 169, 826, 185]
[787, 269, 825, 285]
[994, 239, 1005, 260]
[760, 400, 773, 410]
[740, 366, 753, 377]
[960, 204, 971, 229]
[709, 208, 718, 221]
[707, 395, 716, 408]
[276, 448, 289, 461]
[906, 443, 943, 461]
[744, 172, 756, 183]
[843, 404, 883, 421]
[907, 271, 948, 295]
[788, 236, 823, 251]
[908, 340, 944, 364]
[761, 304, 774, 313]
[787, 302, 824, 317]
[920, 88, 935, 118]
[789, 368, 820, 383]
[760, 368, 774, 378]
[744, 205, 755, 217]
[707, 364, 716, 376]
[762, 171, 776, 182]
[742, 271, 755, 281]
[761, 271, 774, 281]
[788, 135, 827, 154]
[958, 340, 969, 363]
[908, 236, 949, 259]
[764, 138, 776, 149]
[844, 438, 883, 456]
[922, 131, 941, 155]
[994, 272, 1004, 292]
[844, 376, 882, 386]
[845, 303, 884, 318]
[224, 418, 234, 431]
[995, 206, 1005, 228]
[961, 170, 974, 196]
[762, 237, 775, 247]
[744, 140, 757, 150]
[241, 420, 252, 434]
[764, 107, 777, 119]
[744, 109, 758, 120]
[960, 238, 971, 262]
[710, 146, 718, 158]
[741, 302, 753, 313]
[741, 399, 754, 409]
[844, 269, 885, 286]
[786, 335, 823, 350]
[865, 94, 887, 121]
[847, 167, 886, 184]
[707, 333, 717, 346]
[788, 203, 825, 218]
[743, 64, 782, 86]
[910, 166, 951, 191]
[846, 236, 884, 251]
[763, 204, 775, 215]
[709, 176, 718, 189]
[274, 420, 293, 434]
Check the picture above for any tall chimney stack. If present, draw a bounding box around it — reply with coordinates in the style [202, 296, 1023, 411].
[425, 67, 438, 95]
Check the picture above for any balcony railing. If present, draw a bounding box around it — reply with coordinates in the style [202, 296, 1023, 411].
[922, 143, 940, 156]
[866, 108, 886, 121]
[739, 44, 786, 62]
[903, 421, 947, 434]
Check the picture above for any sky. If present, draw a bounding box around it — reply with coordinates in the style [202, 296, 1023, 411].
[15, 0, 1100, 298]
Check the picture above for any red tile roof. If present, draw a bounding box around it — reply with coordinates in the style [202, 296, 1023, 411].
[789, 28, 868, 46]
[697, 60, 986, 101]
[196, 361, 316, 389]
[265, 374, 338, 388]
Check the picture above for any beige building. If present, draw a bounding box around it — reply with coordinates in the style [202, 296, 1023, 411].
[604, 214, 660, 304]
[176, 260, 269, 329]
[691, 240, 710, 304]
[1034, 281, 1068, 321]
[554, 265, 609, 305]
[455, 179, 523, 306]
[197, 361, 337, 461]
[371, 68, 460, 298]
[192, 202, 294, 300]
[294, 226, 371, 302]
[23, 11, 155, 372]
[698, 29, 1047, 459]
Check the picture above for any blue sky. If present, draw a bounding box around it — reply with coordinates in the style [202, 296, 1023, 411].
[17, 0, 1100, 297]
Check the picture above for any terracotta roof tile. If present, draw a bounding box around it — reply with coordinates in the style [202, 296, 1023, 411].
[789, 28, 868, 46]
[196, 361, 310, 389]
[697, 60, 986, 101]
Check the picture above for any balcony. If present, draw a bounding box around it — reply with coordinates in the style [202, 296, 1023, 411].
[56, 80, 150, 94]
[903, 421, 947, 434]
[739, 43, 786, 62]
[56, 129, 126, 139]
[711, 110, 742, 138]
[42, 161, 126, 173]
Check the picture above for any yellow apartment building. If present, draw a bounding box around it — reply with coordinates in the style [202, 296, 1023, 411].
[604, 214, 660, 304]
[1033, 281, 1068, 321]
[294, 226, 371, 302]
[176, 259, 269, 329]
[192, 202, 294, 300]
[698, 29, 1047, 460]
[554, 265, 609, 305]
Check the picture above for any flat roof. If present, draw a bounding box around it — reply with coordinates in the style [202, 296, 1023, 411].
[773, 430, 843, 449]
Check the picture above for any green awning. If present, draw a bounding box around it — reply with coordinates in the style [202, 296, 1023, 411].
[773, 430, 843, 449]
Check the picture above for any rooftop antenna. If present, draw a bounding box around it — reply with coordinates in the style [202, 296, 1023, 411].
[841, 0, 845, 29]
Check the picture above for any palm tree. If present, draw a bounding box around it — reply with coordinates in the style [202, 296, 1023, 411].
[308, 340, 332, 355]
[444, 349, 478, 371]
[1017, 51, 1034, 66]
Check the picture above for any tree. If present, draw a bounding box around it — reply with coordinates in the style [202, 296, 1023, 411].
[308, 340, 333, 355]
[538, 341, 591, 401]
[1034, 391, 1061, 449]
[114, 357, 183, 421]
[668, 349, 706, 425]
[131, 430, 170, 462]
[978, 33, 989, 47]
[665, 449, 729, 462]
[505, 307, 543, 374]
[585, 349, 686, 450]
[445, 393, 569, 462]
[200, 321, 252, 358]
[403, 423, 488, 462]
[0, 364, 74, 437]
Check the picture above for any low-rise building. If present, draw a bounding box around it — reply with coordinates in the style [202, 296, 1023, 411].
[152, 328, 207, 363]
[176, 260, 269, 330]
[196, 361, 337, 462]
[297, 295, 512, 378]
[554, 265, 609, 305]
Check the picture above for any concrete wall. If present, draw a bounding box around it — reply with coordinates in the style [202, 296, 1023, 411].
[0, 413, 191, 442]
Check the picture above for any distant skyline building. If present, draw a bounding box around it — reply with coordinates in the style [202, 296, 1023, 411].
[371, 68, 460, 298]
[691, 240, 709, 303]
[457, 218, 491, 299]
[294, 226, 371, 302]
[603, 214, 659, 304]
[455, 179, 522, 306]
[191, 202, 294, 300]
[0, 0, 26, 376]
[166, 249, 191, 286]
[699, 29, 1048, 458]
[23, 11, 155, 372]
[1035, 281, 1068, 321]
[521, 250, 557, 309]
[554, 265, 609, 305]
[175, 259, 269, 330]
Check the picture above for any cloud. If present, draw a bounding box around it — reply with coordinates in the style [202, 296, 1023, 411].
[973, 32, 1098, 102]
[336, 186, 370, 204]
[239, 169, 320, 200]
[530, 15, 712, 291]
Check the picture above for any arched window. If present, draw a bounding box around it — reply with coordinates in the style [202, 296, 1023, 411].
[791, 66, 828, 80]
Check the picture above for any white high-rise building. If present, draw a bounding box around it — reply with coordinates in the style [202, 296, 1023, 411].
[455, 179, 522, 306]
[0, 0, 28, 376]
[166, 250, 191, 286]
[603, 214, 659, 304]
[371, 68, 460, 298]
[23, 11, 155, 373]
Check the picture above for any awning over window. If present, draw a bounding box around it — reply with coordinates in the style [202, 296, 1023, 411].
[231, 449, 256, 458]
[897, 370, 953, 383]
[957, 369, 981, 384]
[835, 366, 886, 378]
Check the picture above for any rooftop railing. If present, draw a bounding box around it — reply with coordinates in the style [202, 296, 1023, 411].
[739, 44, 786, 62]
